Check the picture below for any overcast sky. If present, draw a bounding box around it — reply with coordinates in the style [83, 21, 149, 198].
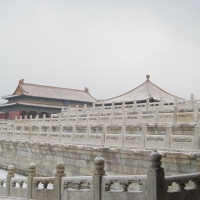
[0, 0, 200, 103]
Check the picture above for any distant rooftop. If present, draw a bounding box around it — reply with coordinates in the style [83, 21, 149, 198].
[97, 75, 184, 104]
[3, 79, 96, 103]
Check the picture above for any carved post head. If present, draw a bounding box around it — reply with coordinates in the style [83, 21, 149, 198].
[111, 102, 114, 110]
[7, 165, 15, 176]
[55, 161, 66, 177]
[94, 156, 105, 175]
[149, 150, 163, 172]
[6, 165, 15, 197]
[28, 163, 36, 176]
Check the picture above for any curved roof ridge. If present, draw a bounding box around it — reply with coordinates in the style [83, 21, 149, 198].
[149, 80, 184, 100]
[98, 79, 149, 103]
[97, 75, 184, 103]
[84, 90, 97, 101]
[21, 82, 88, 93]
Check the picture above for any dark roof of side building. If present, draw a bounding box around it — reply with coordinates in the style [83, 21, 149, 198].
[3, 79, 96, 103]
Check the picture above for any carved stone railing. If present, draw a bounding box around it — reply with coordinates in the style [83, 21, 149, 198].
[1, 123, 200, 151]
[0, 119, 11, 124]
[61, 176, 92, 200]
[10, 177, 27, 198]
[13, 106, 200, 126]
[1, 151, 200, 200]
[32, 177, 55, 200]
[102, 175, 147, 200]
[33, 177, 54, 189]
[61, 94, 199, 119]
[0, 178, 6, 197]
[165, 172, 200, 200]
[7, 96, 199, 127]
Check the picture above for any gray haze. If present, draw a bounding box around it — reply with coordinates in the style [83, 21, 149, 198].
[0, 0, 200, 103]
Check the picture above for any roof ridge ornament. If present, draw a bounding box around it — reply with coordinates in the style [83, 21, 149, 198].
[85, 87, 89, 93]
[19, 79, 24, 84]
[146, 75, 150, 80]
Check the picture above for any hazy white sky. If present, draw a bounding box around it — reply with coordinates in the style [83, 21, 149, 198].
[0, 0, 200, 103]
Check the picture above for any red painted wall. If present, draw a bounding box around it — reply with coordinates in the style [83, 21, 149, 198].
[0, 113, 9, 119]
[9, 110, 21, 120]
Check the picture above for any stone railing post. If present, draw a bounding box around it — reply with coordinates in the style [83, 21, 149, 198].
[191, 93, 195, 109]
[100, 104, 104, 114]
[86, 114, 89, 126]
[133, 99, 137, 111]
[155, 108, 159, 123]
[102, 126, 107, 146]
[50, 115, 53, 126]
[67, 105, 71, 118]
[61, 106, 64, 115]
[54, 161, 66, 200]
[36, 114, 39, 123]
[165, 125, 172, 149]
[28, 125, 32, 141]
[139, 109, 142, 123]
[6, 165, 15, 197]
[122, 101, 125, 113]
[194, 104, 198, 123]
[110, 111, 113, 125]
[140, 126, 147, 149]
[72, 126, 76, 143]
[38, 125, 41, 141]
[146, 98, 150, 111]
[76, 105, 79, 119]
[147, 150, 165, 200]
[194, 125, 200, 150]
[30, 114, 32, 120]
[93, 156, 105, 200]
[159, 97, 163, 111]
[173, 107, 178, 123]
[120, 125, 125, 147]
[27, 163, 36, 200]
[58, 115, 61, 126]
[97, 112, 101, 125]
[92, 102, 95, 112]
[86, 125, 90, 144]
[13, 125, 16, 140]
[111, 102, 114, 111]
[174, 96, 178, 108]
[59, 126, 63, 143]
[66, 112, 69, 126]
[47, 125, 51, 142]
[21, 125, 24, 140]
[83, 104, 87, 115]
